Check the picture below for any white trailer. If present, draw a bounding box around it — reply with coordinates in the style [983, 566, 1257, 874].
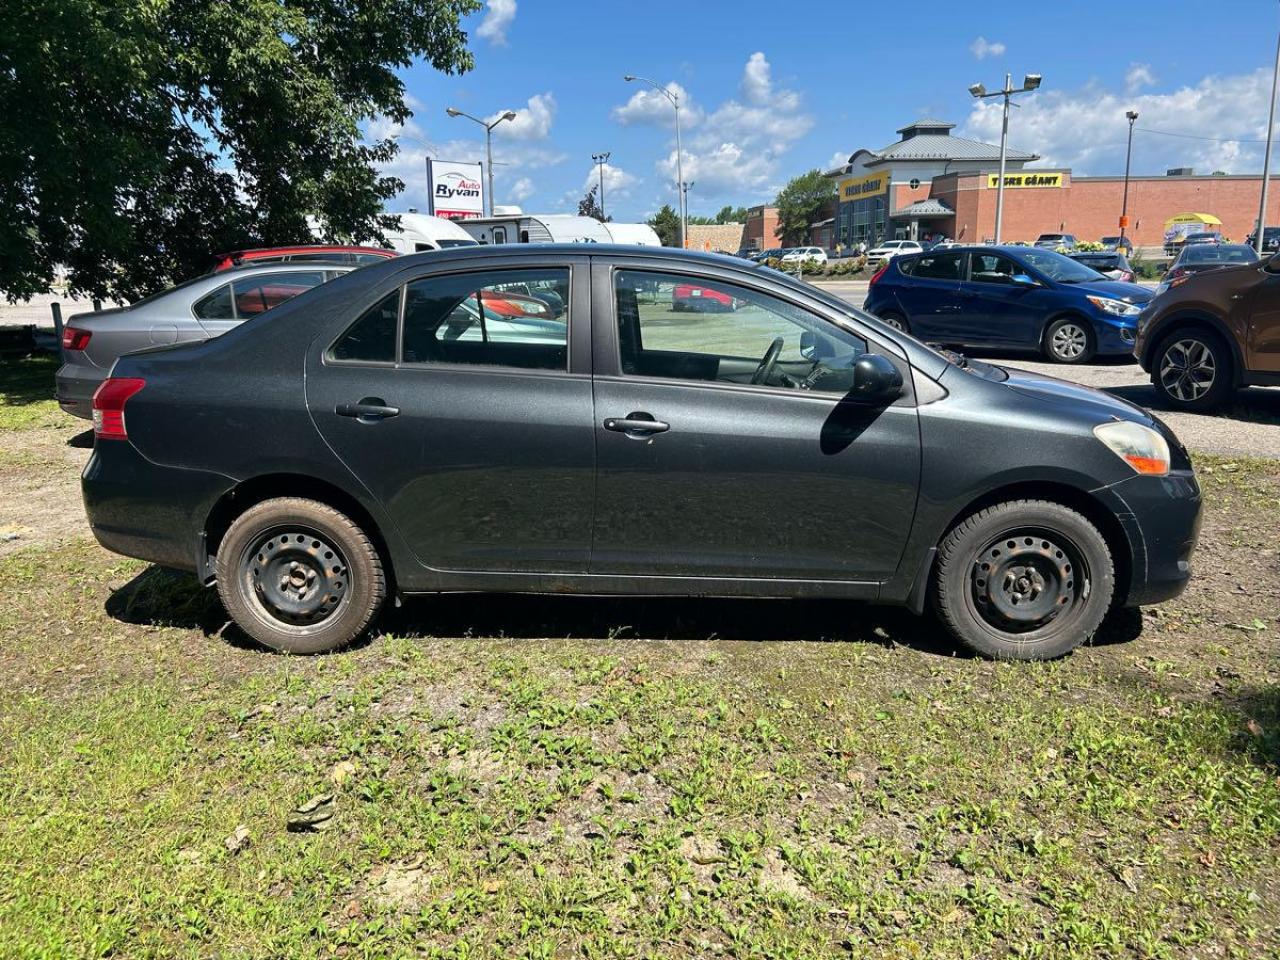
[457, 210, 660, 246]
[382, 212, 479, 253]
[601, 222, 662, 246]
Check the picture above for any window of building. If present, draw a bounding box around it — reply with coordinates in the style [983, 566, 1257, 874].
[614, 269, 866, 394]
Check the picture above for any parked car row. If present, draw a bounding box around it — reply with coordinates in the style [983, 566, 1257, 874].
[79, 243, 1201, 663]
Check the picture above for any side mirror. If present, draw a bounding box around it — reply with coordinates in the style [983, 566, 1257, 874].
[1011, 273, 1038, 287]
[850, 354, 903, 404]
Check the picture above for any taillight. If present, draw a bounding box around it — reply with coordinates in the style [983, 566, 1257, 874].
[91, 378, 145, 441]
[61, 326, 91, 351]
[869, 263, 889, 285]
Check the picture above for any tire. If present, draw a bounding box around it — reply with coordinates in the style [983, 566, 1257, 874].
[933, 500, 1114, 661]
[879, 311, 910, 333]
[215, 497, 386, 654]
[1151, 327, 1233, 412]
[1043, 317, 1096, 364]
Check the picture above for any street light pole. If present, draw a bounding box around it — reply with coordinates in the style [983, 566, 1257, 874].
[592, 151, 611, 220]
[1257, 18, 1280, 255]
[1120, 110, 1139, 245]
[624, 75, 686, 245]
[445, 107, 518, 216]
[969, 72, 1042, 244]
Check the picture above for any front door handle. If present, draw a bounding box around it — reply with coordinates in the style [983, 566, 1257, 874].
[336, 397, 400, 421]
[604, 413, 669, 435]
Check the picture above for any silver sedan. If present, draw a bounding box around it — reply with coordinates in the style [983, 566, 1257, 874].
[56, 262, 352, 419]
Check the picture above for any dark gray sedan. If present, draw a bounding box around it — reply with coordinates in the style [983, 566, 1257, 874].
[56, 262, 352, 418]
[80, 245, 1201, 660]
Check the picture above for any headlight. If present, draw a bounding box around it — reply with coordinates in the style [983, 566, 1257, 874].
[1093, 421, 1170, 476]
[1086, 295, 1143, 317]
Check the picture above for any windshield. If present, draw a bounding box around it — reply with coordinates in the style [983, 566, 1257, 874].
[1012, 247, 1104, 283]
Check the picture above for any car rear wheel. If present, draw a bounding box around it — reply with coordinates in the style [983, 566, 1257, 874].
[1152, 328, 1233, 411]
[216, 497, 386, 654]
[1043, 317, 1095, 363]
[878, 311, 910, 333]
[933, 500, 1114, 660]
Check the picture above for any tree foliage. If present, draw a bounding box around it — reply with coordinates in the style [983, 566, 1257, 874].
[715, 205, 749, 224]
[577, 185, 610, 222]
[773, 170, 835, 246]
[647, 204, 681, 247]
[0, 0, 480, 300]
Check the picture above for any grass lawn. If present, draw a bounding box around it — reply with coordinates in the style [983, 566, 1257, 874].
[0, 355, 1277, 958]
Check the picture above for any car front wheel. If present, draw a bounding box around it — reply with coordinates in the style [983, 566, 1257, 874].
[1043, 317, 1095, 363]
[1152, 328, 1233, 411]
[933, 500, 1114, 660]
[216, 497, 386, 654]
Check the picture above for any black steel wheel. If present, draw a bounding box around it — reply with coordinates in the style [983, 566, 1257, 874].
[216, 498, 385, 654]
[933, 500, 1114, 660]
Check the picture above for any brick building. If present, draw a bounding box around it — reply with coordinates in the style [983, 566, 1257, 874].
[743, 205, 780, 251]
[828, 119, 1280, 252]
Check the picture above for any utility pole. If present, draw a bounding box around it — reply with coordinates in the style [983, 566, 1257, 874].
[445, 106, 518, 216]
[969, 72, 1042, 244]
[591, 151, 611, 220]
[1120, 111, 1139, 245]
[1257, 16, 1280, 255]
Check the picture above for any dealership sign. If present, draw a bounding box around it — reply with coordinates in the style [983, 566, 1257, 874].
[987, 171, 1064, 189]
[838, 170, 890, 202]
[427, 160, 484, 219]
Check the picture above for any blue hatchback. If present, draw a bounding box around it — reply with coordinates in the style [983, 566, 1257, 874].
[863, 245, 1151, 363]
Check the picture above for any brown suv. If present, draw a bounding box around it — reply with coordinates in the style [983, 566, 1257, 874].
[1135, 254, 1280, 410]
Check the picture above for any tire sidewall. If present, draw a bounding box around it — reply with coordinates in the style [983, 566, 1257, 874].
[1152, 328, 1232, 412]
[216, 498, 384, 654]
[935, 501, 1114, 660]
[1044, 316, 1096, 364]
[880, 312, 910, 333]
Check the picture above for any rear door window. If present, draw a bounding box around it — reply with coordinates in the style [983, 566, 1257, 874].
[909, 252, 963, 280]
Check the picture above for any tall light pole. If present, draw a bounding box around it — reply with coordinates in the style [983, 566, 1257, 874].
[445, 106, 518, 216]
[624, 75, 686, 245]
[681, 181, 695, 245]
[969, 72, 1042, 244]
[1120, 111, 1139, 246]
[591, 151, 611, 220]
[1257, 17, 1280, 255]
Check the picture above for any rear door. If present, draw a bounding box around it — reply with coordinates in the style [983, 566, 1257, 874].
[305, 256, 595, 574]
[893, 250, 965, 340]
[589, 259, 920, 584]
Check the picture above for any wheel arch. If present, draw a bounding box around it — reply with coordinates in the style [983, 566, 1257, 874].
[201, 474, 397, 594]
[908, 479, 1134, 612]
[1142, 311, 1243, 385]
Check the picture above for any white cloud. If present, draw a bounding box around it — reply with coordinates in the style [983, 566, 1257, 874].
[623, 53, 812, 202]
[476, 0, 516, 45]
[1126, 62, 1156, 94]
[612, 81, 701, 128]
[581, 162, 637, 198]
[490, 92, 555, 141]
[970, 36, 1006, 60]
[960, 68, 1275, 177]
[509, 177, 535, 203]
[827, 150, 851, 171]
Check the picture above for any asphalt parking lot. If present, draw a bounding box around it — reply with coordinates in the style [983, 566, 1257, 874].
[816, 280, 1280, 460]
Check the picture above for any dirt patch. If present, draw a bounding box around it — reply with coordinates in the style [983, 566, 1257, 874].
[0, 422, 93, 558]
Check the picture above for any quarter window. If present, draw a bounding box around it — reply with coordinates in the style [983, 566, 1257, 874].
[192, 283, 234, 320]
[614, 269, 866, 394]
[330, 290, 400, 363]
[401, 268, 569, 371]
[232, 271, 326, 317]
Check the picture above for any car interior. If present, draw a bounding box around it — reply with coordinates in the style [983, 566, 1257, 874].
[615, 271, 865, 393]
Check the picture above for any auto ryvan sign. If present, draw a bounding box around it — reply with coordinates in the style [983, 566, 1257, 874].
[427, 159, 485, 219]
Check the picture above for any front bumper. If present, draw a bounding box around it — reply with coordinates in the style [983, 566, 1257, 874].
[1094, 469, 1202, 606]
[82, 440, 235, 573]
[1093, 319, 1139, 356]
[55, 360, 105, 420]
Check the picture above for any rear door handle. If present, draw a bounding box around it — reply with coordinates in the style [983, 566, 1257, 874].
[604, 415, 669, 435]
[336, 398, 400, 421]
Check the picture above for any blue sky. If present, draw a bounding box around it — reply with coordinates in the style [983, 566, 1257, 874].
[376, 0, 1280, 223]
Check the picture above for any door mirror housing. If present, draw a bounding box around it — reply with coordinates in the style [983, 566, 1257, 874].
[850, 354, 903, 404]
[1010, 273, 1039, 287]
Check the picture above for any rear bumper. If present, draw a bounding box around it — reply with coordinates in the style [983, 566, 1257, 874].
[55, 360, 105, 420]
[82, 441, 235, 573]
[1094, 470, 1202, 606]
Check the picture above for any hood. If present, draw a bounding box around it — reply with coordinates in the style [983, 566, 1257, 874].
[1070, 279, 1152, 303]
[1000, 364, 1154, 427]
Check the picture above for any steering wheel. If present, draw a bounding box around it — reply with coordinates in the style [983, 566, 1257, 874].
[751, 337, 785, 386]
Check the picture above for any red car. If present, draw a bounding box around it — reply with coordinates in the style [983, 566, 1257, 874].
[672, 283, 736, 312]
[211, 245, 396, 272]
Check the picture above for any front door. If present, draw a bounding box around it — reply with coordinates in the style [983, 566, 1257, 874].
[590, 263, 921, 583]
[306, 260, 595, 574]
[959, 252, 1043, 347]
